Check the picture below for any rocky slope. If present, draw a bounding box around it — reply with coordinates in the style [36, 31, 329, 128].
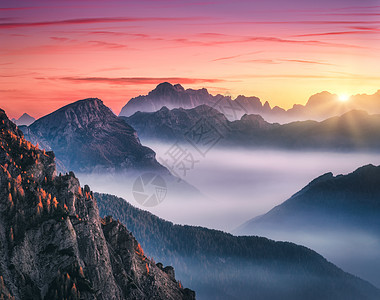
[95, 192, 380, 300]
[0, 108, 194, 300]
[20, 98, 166, 173]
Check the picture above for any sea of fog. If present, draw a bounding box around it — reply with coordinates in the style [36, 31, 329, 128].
[77, 144, 380, 232]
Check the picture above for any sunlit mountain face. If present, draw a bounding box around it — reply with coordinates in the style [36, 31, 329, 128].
[1, 1, 380, 300]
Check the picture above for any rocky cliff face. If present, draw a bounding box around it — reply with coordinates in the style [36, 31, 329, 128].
[21, 98, 166, 173]
[0, 109, 194, 300]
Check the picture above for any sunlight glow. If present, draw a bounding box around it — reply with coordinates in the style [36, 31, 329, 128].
[338, 94, 350, 102]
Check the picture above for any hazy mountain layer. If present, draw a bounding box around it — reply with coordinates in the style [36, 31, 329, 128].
[95, 192, 380, 300]
[235, 164, 380, 287]
[119, 82, 380, 122]
[123, 106, 380, 152]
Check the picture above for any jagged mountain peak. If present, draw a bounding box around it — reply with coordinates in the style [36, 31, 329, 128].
[151, 82, 185, 94]
[173, 83, 185, 91]
[18, 113, 35, 121]
[119, 83, 217, 117]
[9, 112, 35, 127]
[149, 82, 188, 98]
[41, 97, 115, 126]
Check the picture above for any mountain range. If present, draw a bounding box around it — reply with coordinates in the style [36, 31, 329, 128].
[118, 82, 380, 123]
[122, 105, 380, 152]
[95, 191, 380, 300]
[119, 82, 278, 121]
[20, 98, 166, 173]
[11, 113, 35, 127]
[0, 108, 194, 299]
[235, 164, 380, 288]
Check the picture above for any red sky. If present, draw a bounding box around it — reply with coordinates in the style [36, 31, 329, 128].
[1, 0, 380, 119]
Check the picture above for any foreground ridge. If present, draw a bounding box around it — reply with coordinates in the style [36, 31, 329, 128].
[0, 108, 194, 300]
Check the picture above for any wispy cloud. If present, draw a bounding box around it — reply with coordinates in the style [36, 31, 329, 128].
[212, 51, 261, 62]
[0, 7, 38, 11]
[222, 20, 380, 26]
[50, 37, 71, 42]
[0, 17, 206, 30]
[37, 76, 226, 85]
[197, 32, 367, 49]
[159, 34, 365, 50]
[240, 59, 333, 65]
[325, 12, 380, 17]
[87, 40, 129, 49]
[230, 73, 380, 80]
[244, 36, 364, 49]
[241, 59, 278, 64]
[86, 31, 150, 38]
[280, 59, 334, 66]
[294, 30, 380, 38]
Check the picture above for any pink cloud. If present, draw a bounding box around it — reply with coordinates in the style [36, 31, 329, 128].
[38, 76, 226, 85]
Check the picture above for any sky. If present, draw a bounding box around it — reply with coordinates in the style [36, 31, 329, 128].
[0, 0, 380, 119]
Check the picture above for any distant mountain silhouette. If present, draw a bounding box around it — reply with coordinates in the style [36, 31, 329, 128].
[122, 105, 380, 152]
[0, 108, 194, 300]
[20, 98, 166, 173]
[95, 192, 380, 300]
[11, 113, 35, 126]
[119, 82, 274, 120]
[119, 82, 380, 123]
[235, 164, 380, 287]
[286, 91, 380, 122]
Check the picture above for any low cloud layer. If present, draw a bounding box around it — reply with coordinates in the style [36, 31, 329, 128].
[78, 144, 380, 231]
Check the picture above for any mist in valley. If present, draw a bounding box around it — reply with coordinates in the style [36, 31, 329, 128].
[247, 226, 380, 288]
[75, 144, 380, 289]
[77, 144, 380, 231]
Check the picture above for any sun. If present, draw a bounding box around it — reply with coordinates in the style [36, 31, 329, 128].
[338, 94, 350, 102]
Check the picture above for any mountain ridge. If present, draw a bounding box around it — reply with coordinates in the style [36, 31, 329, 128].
[94, 191, 380, 300]
[119, 82, 380, 122]
[0, 107, 194, 299]
[235, 164, 380, 288]
[122, 105, 380, 152]
[20, 98, 166, 173]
